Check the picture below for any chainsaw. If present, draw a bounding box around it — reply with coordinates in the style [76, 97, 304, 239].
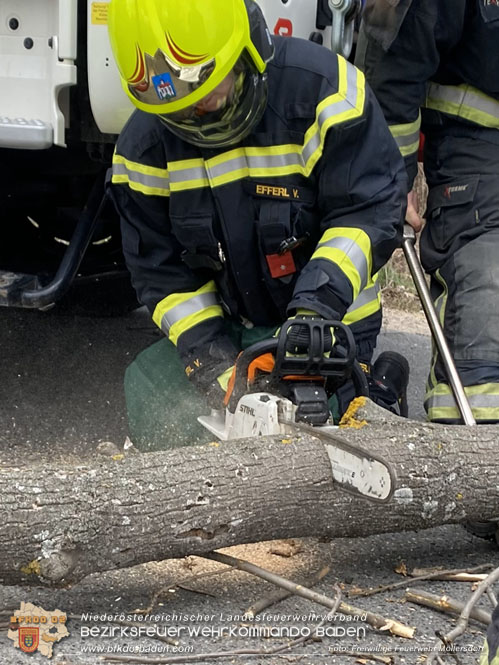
[198, 319, 396, 503]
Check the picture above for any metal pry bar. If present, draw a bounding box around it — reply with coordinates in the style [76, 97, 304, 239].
[402, 223, 476, 426]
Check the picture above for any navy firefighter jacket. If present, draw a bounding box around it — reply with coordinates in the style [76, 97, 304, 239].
[110, 36, 406, 367]
[359, 0, 499, 187]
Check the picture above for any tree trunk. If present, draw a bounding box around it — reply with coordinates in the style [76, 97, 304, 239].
[1, 399, 498, 587]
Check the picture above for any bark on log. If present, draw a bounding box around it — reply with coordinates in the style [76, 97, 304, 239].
[1, 398, 498, 587]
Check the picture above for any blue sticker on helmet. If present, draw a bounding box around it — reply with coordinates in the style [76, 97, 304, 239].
[152, 72, 177, 100]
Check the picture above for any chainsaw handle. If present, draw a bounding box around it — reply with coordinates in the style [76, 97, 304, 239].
[274, 319, 355, 376]
[227, 319, 362, 412]
[233, 339, 279, 382]
[226, 339, 279, 413]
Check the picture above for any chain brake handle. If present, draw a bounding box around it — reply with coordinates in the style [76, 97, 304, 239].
[227, 319, 359, 412]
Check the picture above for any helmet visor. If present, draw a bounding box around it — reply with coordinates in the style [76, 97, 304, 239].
[157, 54, 268, 148]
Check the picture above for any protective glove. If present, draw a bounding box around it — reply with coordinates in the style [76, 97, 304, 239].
[185, 341, 237, 410]
[285, 309, 336, 356]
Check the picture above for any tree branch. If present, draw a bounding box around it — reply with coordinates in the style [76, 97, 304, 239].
[202, 551, 415, 639]
[425, 566, 499, 664]
[405, 589, 491, 626]
[349, 564, 494, 598]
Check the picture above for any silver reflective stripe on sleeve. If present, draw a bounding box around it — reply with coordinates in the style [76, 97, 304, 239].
[346, 280, 380, 314]
[158, 291, 220, 336]
[302, 60, 361, 166]
[152, 281, 223, 345]
[111, 154, 170, 196]
[317, 235, 369, 291]
[425, 82, 499, 129]
[343, 279, 381, 326]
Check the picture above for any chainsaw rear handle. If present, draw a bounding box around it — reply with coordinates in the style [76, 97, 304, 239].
[227, 319, 368, 412]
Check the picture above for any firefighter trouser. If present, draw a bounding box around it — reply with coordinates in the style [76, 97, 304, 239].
[124, 311, 382, 451]
[481, 602, 499, 665]
[420, 127, 499, 423]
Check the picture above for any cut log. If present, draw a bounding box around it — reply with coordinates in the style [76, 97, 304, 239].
[1, 398, 498, 586]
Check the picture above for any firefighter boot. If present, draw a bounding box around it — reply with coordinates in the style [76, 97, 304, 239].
[370, 351, 410, 417]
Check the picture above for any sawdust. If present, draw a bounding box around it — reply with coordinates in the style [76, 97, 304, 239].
[339, 396, 368, 429]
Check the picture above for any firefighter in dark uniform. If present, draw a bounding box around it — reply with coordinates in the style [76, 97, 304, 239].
[107, 0, 408, 450]
[482, 602, 499, 665]
[356, 0, 499, 425]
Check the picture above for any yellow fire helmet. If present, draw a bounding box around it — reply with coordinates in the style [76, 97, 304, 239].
[108, 0, 274, 148]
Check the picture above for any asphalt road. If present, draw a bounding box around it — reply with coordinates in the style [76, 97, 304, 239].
[0, 305, 497, 665]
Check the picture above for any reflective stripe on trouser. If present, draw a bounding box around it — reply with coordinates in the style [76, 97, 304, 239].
[426, 383, 499, 423]
[480, 642, 499, 665]
[333, 279, 383, 417]
[339, 276, 382, 365]
[422, 243, 499, 423]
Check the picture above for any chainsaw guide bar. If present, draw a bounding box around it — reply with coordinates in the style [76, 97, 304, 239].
[280, 418, 396, 503]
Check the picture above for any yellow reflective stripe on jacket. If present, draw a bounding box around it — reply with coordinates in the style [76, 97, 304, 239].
[168, 57, 365, 192]
[425, 82, 499, 129]
[112, 153, 170, 197]
[311, 227, 372, 300]
[167, 157, 210, 192]
[342, 277, 381, 326]
[426, 382, 499, 422]
[169, 145, 304, 192]
[152, 281, 223, 345]
[306, 57, 366, 173]
[389, 111, 421, 157]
